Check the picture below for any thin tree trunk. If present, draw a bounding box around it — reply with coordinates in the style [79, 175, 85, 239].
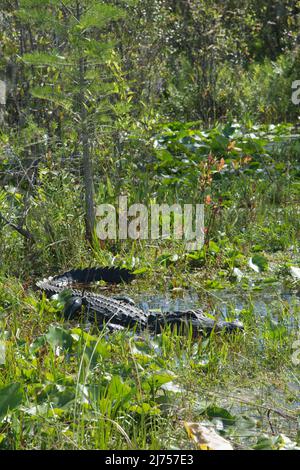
[0, 80, 6, 126]
[0, 211, 35, 241]
[77, 2, 96, 242]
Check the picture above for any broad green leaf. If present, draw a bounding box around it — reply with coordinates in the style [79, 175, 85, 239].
[0, 383, 23, 420]
[253, 435, 277, 450]
[249, 254, 268, 272]
[208, 241, 220, 254]
[201, 405, 236, 425]
[29, 335, 47, 354]
[45, 326, 73, 353]
[51, 388, 75, 408]
[143, 372, 176, 391]
[252, 254, 268, 272]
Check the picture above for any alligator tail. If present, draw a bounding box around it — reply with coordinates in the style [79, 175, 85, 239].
[50, 266, 135, 286]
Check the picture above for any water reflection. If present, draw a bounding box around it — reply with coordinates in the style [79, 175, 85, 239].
[133, 286, 300, 329]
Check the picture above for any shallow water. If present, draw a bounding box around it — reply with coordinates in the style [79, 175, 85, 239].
[133, 286, 300, 330]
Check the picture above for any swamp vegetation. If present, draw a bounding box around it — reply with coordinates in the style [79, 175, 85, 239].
[0, 0, 300, 450]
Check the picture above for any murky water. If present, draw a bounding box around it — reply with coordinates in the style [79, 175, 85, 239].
[133, 286, 300, 330]
[80, 278, 300, 332]
[78, 281, 300, 443]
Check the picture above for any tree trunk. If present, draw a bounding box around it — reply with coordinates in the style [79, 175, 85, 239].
[0, 80, 6, 125]
[77, 2, 96, 243]
[79, 59, 96, 242]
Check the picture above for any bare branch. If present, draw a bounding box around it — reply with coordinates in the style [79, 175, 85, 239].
[0, 211, 35, 241]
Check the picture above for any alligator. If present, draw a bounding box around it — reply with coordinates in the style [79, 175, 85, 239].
[37, 267, 244, 335]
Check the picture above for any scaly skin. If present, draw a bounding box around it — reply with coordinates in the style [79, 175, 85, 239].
[37, 267, 244, 335]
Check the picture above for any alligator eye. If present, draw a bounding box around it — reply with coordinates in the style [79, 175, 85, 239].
[64, 297, 82, 320]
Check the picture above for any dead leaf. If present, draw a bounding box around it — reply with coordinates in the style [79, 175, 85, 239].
[227, 141, 236, 151]
[184, 422, 233, 451]
[205, 195, 212, 205]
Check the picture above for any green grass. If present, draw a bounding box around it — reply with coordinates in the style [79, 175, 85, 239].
[0, 122, 300, 450]
[0, 258, 299, 450]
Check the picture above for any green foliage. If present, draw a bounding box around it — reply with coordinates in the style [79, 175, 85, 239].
[217, 54, 300, 123]
[79, 3, 125, 30]
[22, 53, 68, 67]
[0, 0, 300, 451]
[0, 383, 23, 420]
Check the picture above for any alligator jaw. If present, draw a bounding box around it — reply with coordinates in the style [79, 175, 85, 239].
[147, 310, 244, 335]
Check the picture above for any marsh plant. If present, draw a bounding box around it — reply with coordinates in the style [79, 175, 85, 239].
[0, 0, 300, 452]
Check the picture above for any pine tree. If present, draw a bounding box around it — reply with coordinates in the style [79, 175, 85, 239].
[18, 0, 125, 242]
